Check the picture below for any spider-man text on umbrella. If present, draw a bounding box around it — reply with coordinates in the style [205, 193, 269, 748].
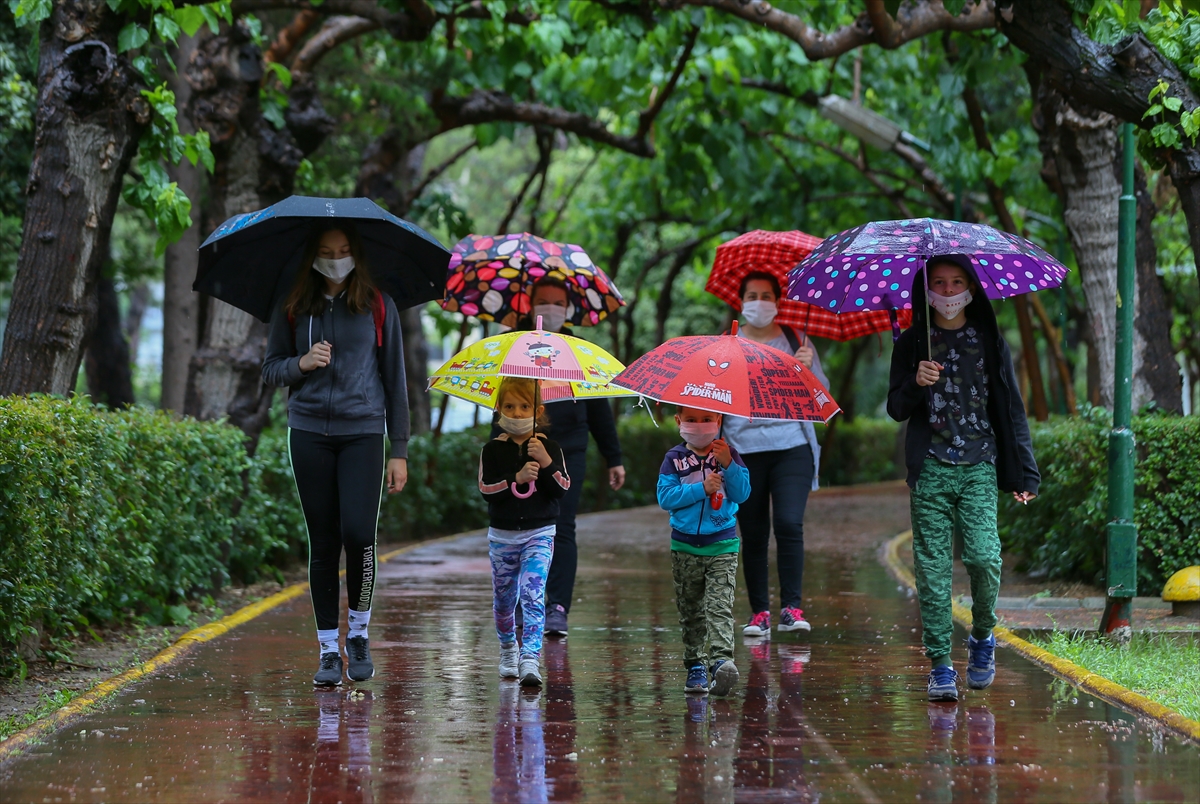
[707, 229, 911, 341]
[786, 218, 1069, 314]
[442, 233, 624, 328]
[611, 324, 840, 423]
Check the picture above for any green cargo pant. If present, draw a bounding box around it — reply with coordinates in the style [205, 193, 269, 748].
[910, 459, 1002, 662]
[672, 550, 738, 669]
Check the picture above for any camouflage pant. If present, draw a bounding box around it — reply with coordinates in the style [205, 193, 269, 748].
[910, 459, 1002, 661]
[672, 550, 738, 669]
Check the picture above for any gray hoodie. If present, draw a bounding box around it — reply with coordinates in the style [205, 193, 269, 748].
[262, 291, 409, 459]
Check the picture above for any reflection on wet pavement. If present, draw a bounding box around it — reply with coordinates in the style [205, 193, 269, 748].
[2, 490, 1197, 802]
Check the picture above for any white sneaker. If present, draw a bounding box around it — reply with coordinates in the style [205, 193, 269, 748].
[519, 656, 542, 687]
[499, 643, 519, 678]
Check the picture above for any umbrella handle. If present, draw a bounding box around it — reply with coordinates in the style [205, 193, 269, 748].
[923, 264, 932, 363]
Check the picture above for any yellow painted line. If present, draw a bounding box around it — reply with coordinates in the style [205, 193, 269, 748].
[0, 532, 468, 763]
[883, 530, 1200, 745]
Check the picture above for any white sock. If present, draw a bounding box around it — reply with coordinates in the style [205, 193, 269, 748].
[317, 628, 340, 656]
[348, 609, 371, 640]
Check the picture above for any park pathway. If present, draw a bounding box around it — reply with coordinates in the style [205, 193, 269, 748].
[2, 484, 1197, 802]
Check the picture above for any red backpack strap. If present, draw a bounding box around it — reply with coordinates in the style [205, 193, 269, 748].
[373, 292, 386, 348]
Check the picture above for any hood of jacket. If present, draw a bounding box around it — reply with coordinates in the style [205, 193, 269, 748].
[907, 254, 1001, 364]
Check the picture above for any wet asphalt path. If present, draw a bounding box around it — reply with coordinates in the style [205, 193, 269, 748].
[2, 485, 1198, 802]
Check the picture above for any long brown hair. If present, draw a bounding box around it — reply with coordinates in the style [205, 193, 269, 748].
[284, 222, 378, 318]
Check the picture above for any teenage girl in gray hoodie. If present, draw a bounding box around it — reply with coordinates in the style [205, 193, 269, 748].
[262, 222, 409, 687]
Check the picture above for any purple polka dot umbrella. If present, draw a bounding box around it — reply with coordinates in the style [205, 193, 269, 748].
[785, 218, 1069, 314]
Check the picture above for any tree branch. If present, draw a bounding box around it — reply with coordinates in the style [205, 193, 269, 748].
[290, 15, 381, 77]
[544, 152, 600, 238]
[434, 89, 654, 157]
[403, 138, 477, 209]
[683, 0, 995, 61]
[262, 9, 320, 65]
[636, 25, 699, 139]
[770, 129, 916, 217]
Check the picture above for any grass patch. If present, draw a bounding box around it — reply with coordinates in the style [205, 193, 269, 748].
[0, 688, 80, 742]
[1035, 631, 1200, 721]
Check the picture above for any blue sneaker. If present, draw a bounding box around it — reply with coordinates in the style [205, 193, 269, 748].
[927, 665, 959, 702]
[685, 665, 709, 693]
[967, 633, 996, 689]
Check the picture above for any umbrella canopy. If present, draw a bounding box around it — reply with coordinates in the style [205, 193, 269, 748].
[611, 325, 840, 423]
[707, 229, 911, 340]
[427, 322, 634, 406]
[786, 217, 1068, 314]
[442, 233, 624, 328]
[195, 196, 451, 323]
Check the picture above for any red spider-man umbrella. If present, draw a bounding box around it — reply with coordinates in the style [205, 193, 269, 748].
[611, 323, 840, 423]
[707, 229, 911, 341]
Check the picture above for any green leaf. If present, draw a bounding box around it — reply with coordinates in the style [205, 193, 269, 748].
[1148, 80, 1169, 101]
[1163, 96, 1183, 113]
[1151, 121, 1182, 149]
[1144, 103, 1164, 118]
[264, 61, 292, 89]
[10, 0, 52, 26]
[173, 7, 206, 37]
[117, 23, 150, 54]
[943, 0, 968, 14]
[153, 14, 182, 45]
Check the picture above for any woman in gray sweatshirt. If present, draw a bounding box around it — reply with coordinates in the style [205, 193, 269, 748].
[261, 222, 409, 687]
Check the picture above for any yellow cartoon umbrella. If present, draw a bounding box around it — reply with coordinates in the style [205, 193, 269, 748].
[428, 317, 636, 409]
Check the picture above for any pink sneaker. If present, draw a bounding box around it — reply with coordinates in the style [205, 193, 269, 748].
[778, 607, 811, 633]
[742, 610, 771, 637]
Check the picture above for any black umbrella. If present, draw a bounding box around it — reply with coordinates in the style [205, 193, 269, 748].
[194, 196, 451, 323]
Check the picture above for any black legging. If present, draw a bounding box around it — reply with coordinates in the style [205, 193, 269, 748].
[738, 444, 815, 613]
[288, 429, 385, 631]
[546, 447, 587, 614]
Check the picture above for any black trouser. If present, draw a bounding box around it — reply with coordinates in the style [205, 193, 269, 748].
[738, 444, 815, 613]
[545, 447, 587, 614]
[288, 429, 385, 631]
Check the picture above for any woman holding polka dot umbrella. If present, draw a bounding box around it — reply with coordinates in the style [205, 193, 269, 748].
[443, 232, 628, 637]
[442, 233, 625, 330]
[785, 217, 1069, 359]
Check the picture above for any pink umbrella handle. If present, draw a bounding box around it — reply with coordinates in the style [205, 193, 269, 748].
[536, 314, 544, 331]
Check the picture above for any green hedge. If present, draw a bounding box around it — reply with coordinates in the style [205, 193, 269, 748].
[580, 413, 903, 512]
[0, 396, 290, 675]
[998, 410, 1200, 591]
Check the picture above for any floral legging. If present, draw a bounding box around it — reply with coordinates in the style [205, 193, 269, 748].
[489, 531, 555, 658]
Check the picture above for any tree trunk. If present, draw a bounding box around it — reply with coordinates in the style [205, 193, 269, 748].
[161, 33, 203, 414]
[1133, 162, 1183, 412]
[84, 273, 134, 407]
[182, 21, 332, 448]
[355, 136, 432, 433]
[0, 2, 146, 396]
[1030, 74, 1181, 412]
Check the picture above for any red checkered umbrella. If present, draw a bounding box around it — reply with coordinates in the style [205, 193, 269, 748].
[707, 229, 911, 341]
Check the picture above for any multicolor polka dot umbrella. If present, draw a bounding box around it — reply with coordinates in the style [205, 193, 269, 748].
[442, 233, 624, 328]
[785, 218, 1069, 313]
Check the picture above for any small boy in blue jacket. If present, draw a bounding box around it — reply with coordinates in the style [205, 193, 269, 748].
[657, 406, 751, 696]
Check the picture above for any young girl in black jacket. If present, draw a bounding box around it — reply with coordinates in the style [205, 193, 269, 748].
[479, 378, 569, 687]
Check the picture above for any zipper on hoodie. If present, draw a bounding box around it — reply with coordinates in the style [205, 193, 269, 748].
[325, 296, 335, 436]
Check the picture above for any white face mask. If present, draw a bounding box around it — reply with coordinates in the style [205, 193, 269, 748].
[927, 289, 973, 322]
[678, 421, 720, 449]
[533, 304, 568, 332]
[741, 299, 777, 329]
[499, 414, 535, 436]
[314, 256, 355, 282]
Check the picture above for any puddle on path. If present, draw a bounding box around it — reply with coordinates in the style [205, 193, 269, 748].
[3, 500, 1196, 802]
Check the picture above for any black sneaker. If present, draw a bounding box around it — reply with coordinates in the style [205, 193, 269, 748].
[314, 651, 343, 686]
[545, 604, 568, 636]
[346, 636, 374, 682]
